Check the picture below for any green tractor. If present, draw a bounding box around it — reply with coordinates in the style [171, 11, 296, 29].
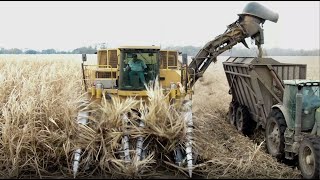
[267, 80, 320, 179]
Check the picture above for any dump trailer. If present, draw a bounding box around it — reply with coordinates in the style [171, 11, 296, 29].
[224, 57, 320, 179]
[224, 57, 307, 132]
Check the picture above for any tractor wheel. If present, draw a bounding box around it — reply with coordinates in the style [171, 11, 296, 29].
[298, 136, 320, 179]
[265, 109, 287, 160]
[228, 101, 238, 126]
[235, 105, 255, 135]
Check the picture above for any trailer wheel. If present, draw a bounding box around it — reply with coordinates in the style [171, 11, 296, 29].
[265, 109, 286, 160]
[235, 105, 255, 135]
[298, 136, 320, 179]
[228, 101, 238, 126]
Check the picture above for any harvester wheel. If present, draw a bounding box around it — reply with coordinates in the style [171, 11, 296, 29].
[228, 101, 239, 126]
[298, 136, 320, 179]
[265, 109, 286, 160]
[235, 105, 255, 135]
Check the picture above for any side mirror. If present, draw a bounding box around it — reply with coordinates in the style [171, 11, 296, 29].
[82, 54, 87, 62]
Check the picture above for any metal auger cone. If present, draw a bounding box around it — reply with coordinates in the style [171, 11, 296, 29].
[174, 146, 184, 166]
[122, 113, 131, 163]
[72, 101, 90, 178]
[73, 149, 82, 178]
[183, 100, 193, 178]
[135, 118, 145, 161]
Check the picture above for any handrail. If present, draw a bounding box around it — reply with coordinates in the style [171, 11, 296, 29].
[84, 64, 118, 69]
[167, 65, 178, 69]
[83, 64, 118, 90]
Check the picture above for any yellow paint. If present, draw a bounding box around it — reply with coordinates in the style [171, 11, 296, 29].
[97, 49, 108, 65]
[91, 86, 96, 96]
[96, 88, 102, 99]
[83, 47, 193, 106]
[105, 89, 118, 94]
[160, 69, 181, 88]
[118, 90, 148, 97]
[119, 46, 160, 50]
[170, 88, 177, 99]
[176, 88, 181, 97]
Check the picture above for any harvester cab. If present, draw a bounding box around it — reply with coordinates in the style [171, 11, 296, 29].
[118, 46, 160, 91]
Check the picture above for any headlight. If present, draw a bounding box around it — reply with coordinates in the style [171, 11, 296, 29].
[304, 110, 309, 114]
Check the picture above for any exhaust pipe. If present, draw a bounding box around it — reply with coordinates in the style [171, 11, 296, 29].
[294, 85, 303, 141]
[316, 108, 320, 136]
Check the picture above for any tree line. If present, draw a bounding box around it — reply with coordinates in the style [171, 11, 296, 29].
[0, 45, 319, 56]
[0, 46, 97, 54]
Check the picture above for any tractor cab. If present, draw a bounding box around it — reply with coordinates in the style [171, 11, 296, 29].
[118, 46, 160, 91]
[283, 80, 320, 131]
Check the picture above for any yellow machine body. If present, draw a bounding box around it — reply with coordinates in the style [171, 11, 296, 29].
[81, 46, 191, 106]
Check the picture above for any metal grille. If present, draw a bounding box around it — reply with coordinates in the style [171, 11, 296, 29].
[98, 51, 108, 65]
[168, 52, 177, 68]
[160, 51, 167, 69]
[109, 50, 118, 68]
[96, 71, 117, 79]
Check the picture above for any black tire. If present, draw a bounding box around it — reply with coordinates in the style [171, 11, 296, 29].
[104, 92, 112, 100]
[265, 108, 287, 160]
[235, 105, 255, 136]
[298, 136, 320, 179]
[228, 101, 238, 126]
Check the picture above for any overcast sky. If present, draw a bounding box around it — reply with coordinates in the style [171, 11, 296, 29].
[0, 1, 319, 51]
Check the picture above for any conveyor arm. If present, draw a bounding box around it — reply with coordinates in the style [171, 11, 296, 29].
[187, 2, 279, 88]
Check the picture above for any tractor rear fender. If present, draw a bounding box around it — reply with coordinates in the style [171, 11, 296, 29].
[271, 104, 293, 130]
